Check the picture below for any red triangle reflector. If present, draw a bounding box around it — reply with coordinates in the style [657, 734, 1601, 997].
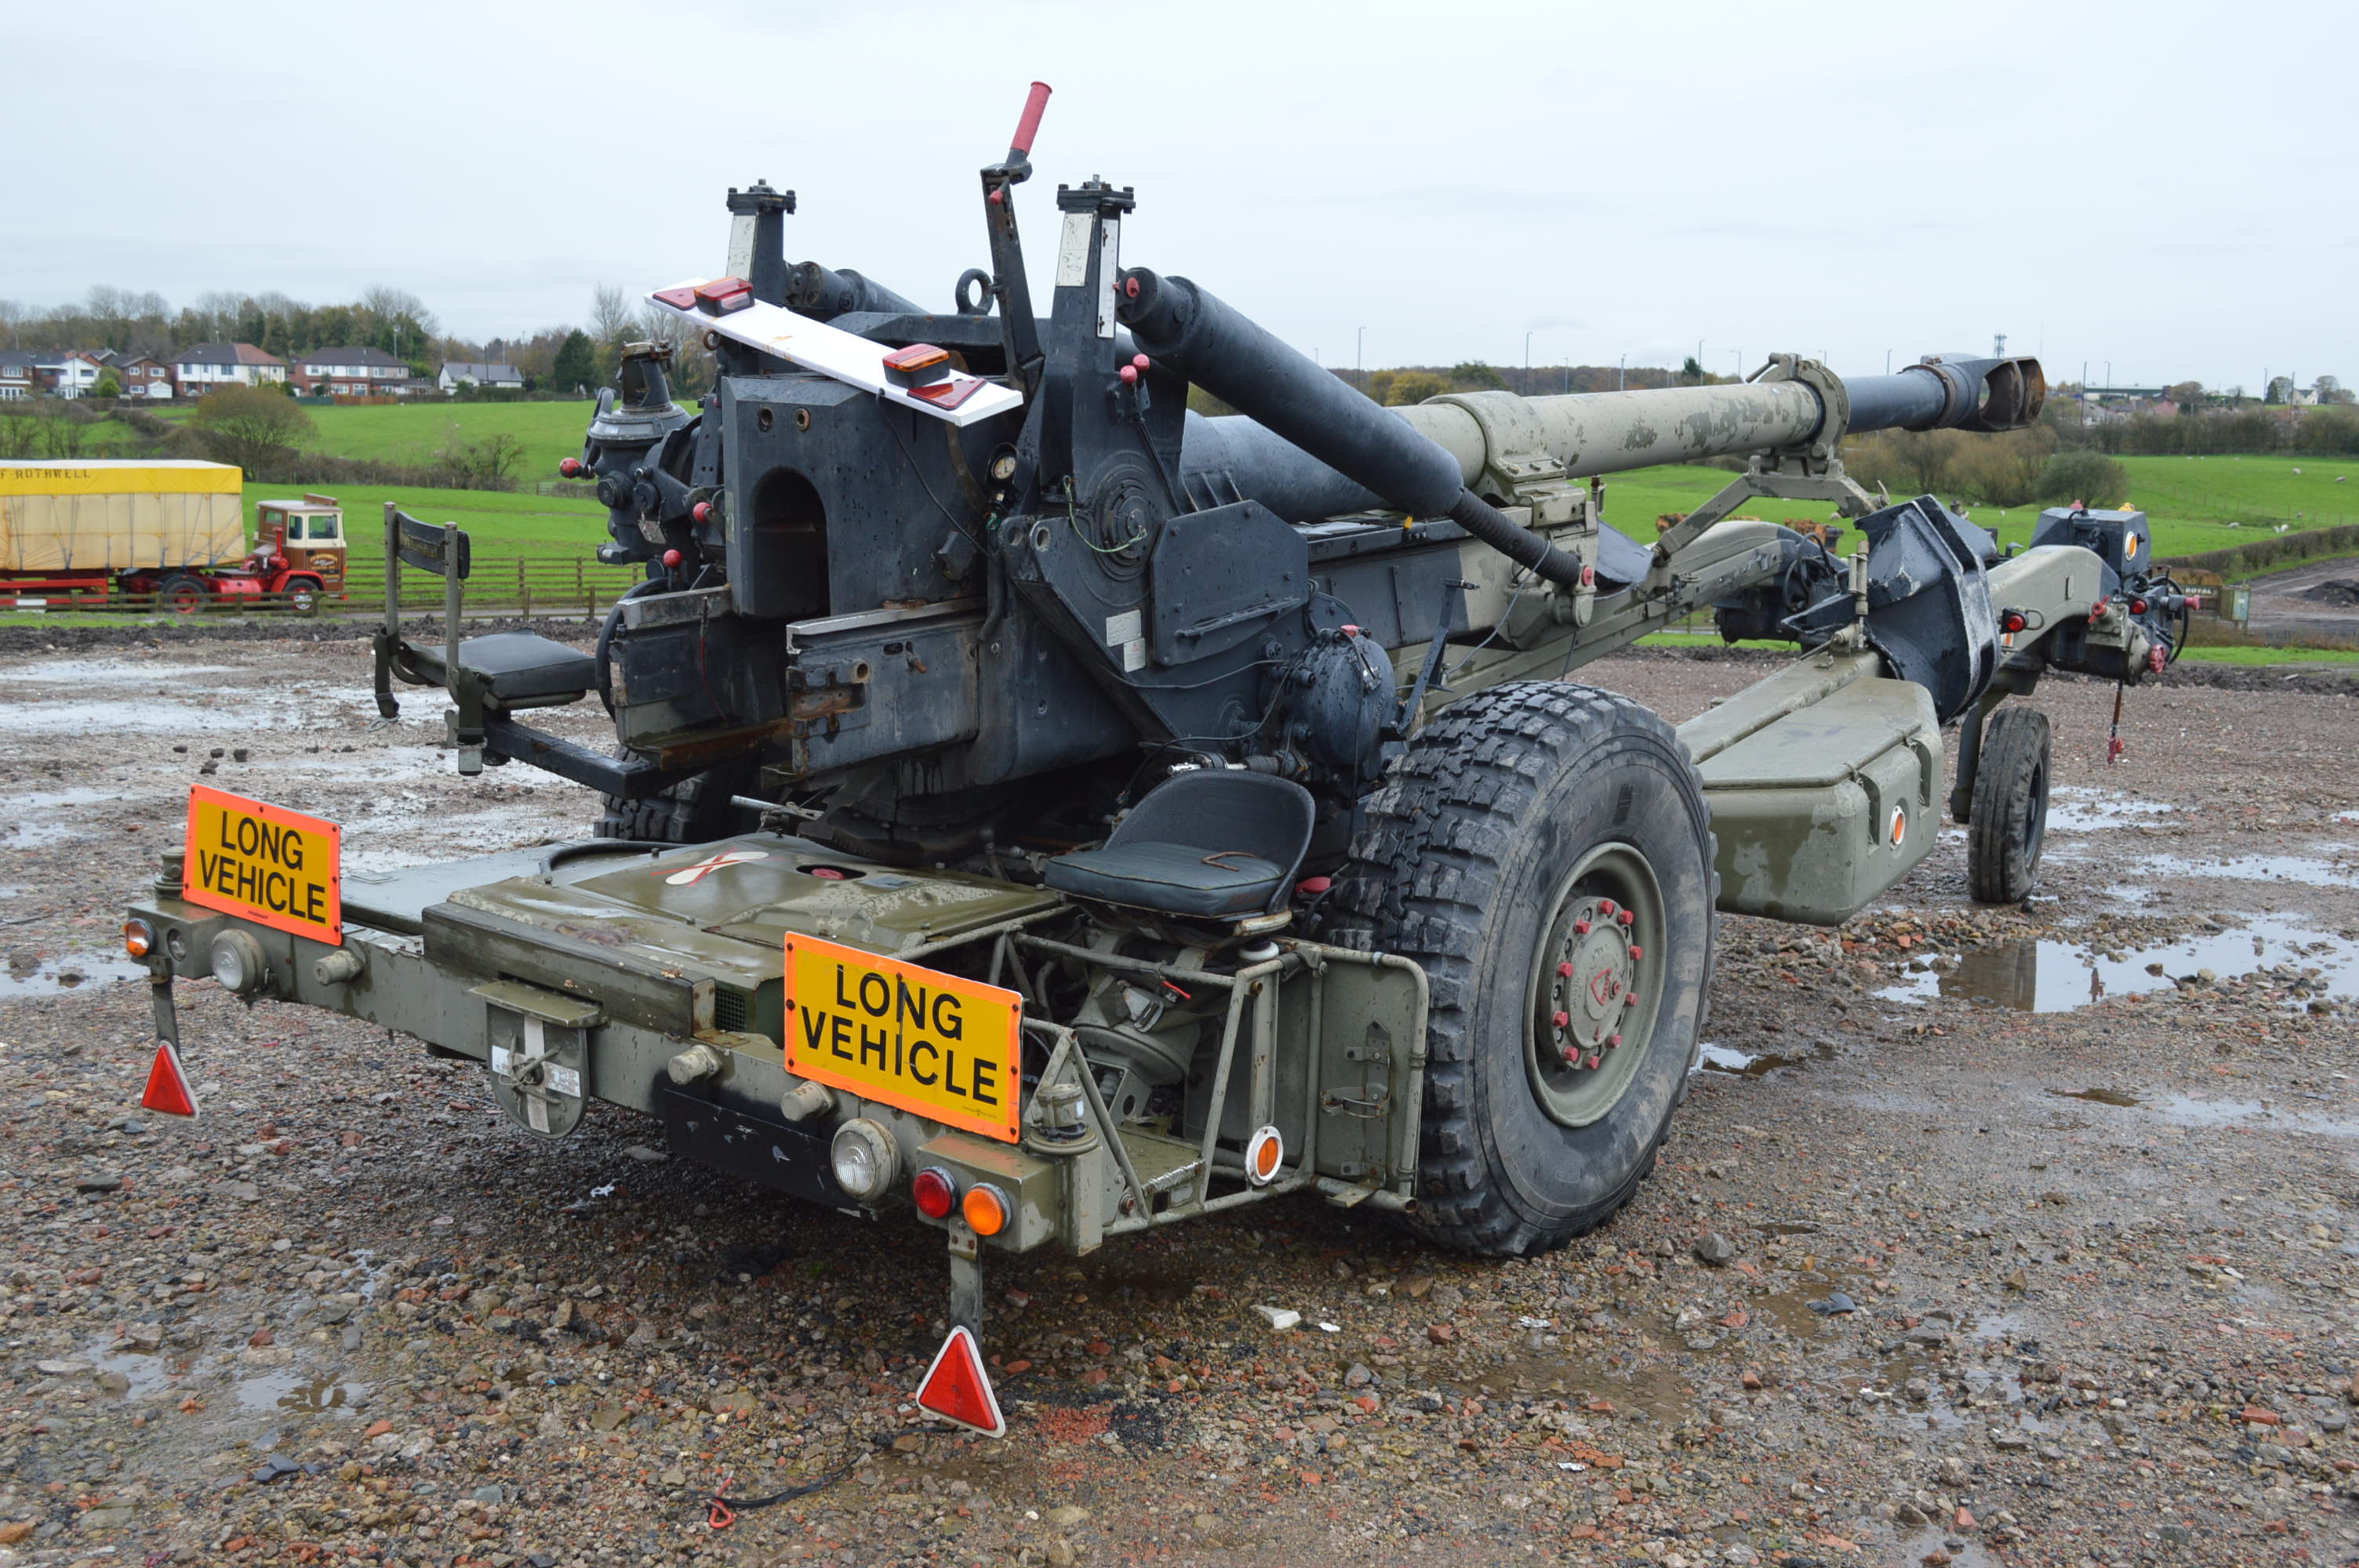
[915, 1325, 1005, 1438]
[140, 1041, 198, 1120]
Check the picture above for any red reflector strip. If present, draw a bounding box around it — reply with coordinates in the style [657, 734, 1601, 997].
[652, 285, 700, 311]
[916, 1325, 1005, 1437]
[908, 379, 987, 411]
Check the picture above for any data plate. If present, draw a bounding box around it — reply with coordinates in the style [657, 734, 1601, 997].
[783, 934, 1022, 1142]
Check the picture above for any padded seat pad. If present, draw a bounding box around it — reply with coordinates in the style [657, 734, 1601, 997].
[1044, 844, 1285, 917]
[455, 632, 597, 702]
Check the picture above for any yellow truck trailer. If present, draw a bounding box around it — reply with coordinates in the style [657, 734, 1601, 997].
[0, 459, 347, 613]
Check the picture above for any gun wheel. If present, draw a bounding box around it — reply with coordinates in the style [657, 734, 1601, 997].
[1967, 705, 2050, 904]
[1327, 681, 1717, 1256]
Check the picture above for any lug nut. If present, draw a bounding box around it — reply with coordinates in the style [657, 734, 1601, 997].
[1573, 920, 1590, 936]
[1608, 1033, 1623, 1048]
[1552, 1010, 1571, 1028]
[1598, 899, 1617, 917]
[1586, 1053, 1601, 1069]
[1627, 945, 1643, 960]
[1557, 961, 1574, 978]
[1617, 909, 1634, 927]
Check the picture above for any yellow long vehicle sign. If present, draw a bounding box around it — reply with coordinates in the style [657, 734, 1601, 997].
[783, 934, 1022, 1142]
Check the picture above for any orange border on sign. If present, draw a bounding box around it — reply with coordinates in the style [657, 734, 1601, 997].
[783, 932, 1023, 1142]
[182, 785, 343, 945]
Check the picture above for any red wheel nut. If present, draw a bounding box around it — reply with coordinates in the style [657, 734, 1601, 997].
[1557, 961, 1574, 978]
[558, 458, 582, 477]
[1586, 1053, 1601, 1069]
[1552, 1010, 1571, 1029]
[662, 548, 683, 568]
[1573, 919, 1591, 936]
[1608, 1033, 1623, 1048]
[1617, 908, 1635, 927]
[1627, 945, 1643, 961]
[1598, 899, 1617, 917]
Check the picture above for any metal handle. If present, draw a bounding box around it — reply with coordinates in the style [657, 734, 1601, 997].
[1009, 81, 1051, 158]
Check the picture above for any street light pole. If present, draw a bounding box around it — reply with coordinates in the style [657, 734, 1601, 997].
[1618, 354, 1625, 391]
[1356, 326, 1365, 380]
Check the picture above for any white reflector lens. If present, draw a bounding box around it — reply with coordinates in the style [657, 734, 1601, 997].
[829, 1117, 899, 1203]
[208, 930, 266, 995]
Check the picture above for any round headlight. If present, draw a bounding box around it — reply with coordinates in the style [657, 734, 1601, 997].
[208, 929, 267, 996]
[122, 919, 154, 960]
[829, 1117, 900, 1204]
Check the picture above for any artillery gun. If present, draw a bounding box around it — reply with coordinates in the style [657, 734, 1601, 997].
[129, 85, 2186, 1339]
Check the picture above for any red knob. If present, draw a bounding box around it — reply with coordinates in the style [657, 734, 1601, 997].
[1132, 354, 1150, 370]
[662, 549, 682, 568]
[692, 501, 712, 524]
[1118, 365, 1139, 384]
[558, 458, 582, 477]
[1123, 276, 1140, 299]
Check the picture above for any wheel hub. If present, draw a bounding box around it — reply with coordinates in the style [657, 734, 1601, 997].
[1527, 847, 1664, 1129]
[1547, 898, 1638, 1070]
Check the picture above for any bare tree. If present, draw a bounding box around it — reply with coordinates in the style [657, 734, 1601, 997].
[590, 285, 635, 350]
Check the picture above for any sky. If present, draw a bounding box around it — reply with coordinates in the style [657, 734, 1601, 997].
[9, 0, 2354, 392]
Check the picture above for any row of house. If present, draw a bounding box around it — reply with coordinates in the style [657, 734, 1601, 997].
[0, 344, 525, 402]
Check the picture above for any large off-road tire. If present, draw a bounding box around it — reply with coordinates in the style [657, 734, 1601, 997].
[595, 757, 758, 844]
[1967, 705, 2050, 904]
[1326, 681, 1718, 1256]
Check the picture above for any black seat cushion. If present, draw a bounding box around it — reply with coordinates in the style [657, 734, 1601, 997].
[1045, 844, 1285, 917]
[1042, 771, 1314, 918]
[455, 632, 597, 702]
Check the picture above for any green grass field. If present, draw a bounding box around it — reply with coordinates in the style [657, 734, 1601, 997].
[142, 400, 601, 479]
[1594, 454, 2359, 563]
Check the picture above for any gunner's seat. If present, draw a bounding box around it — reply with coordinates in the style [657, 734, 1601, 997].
[1045, 771, 1314, 919]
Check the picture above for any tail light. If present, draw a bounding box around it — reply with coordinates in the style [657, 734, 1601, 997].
[961, 1184, 1011, 1237]
[912, 1167, 958, 1220]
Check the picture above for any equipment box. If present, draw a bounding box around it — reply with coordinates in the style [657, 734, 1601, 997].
[1694, 673, 1939, 926]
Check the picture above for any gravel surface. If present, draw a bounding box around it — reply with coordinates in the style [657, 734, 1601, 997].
[1, 633, 2354, 1567]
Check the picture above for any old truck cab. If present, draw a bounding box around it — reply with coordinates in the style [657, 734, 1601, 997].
[251, 493, 347, 613]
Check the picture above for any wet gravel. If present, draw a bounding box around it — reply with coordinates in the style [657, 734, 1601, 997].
[1, 633, 2354, 1567]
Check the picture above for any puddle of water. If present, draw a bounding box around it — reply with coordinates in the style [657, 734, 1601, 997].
[2135, 851, 2358, 888]
[89, 1345, 179, 1402]
[2051, 1087, 2142, 1107]
[2045, 787, 2175, 832]
[0, 658, 238, 683]
[5, 822, 92, 848]
[235, 1367, 367, 1416]
[0, 697, 311, 736]
[0, 951, 148, 997]
[1694, 1040, 1834, 1077]
[16, 786, 123, 810]
[1877, 914, 2357, 1013]
[2150, 1095, 2359, 1138]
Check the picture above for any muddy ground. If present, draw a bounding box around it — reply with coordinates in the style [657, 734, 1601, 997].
[0, 633, 2354, 1568]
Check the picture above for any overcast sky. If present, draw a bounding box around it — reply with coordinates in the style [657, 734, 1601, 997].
[11, 0, 2352, 391]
